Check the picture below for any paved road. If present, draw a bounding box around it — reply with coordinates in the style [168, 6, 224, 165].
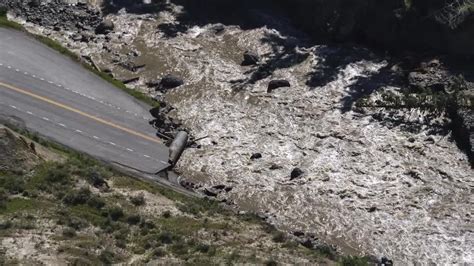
[0, 28, 170, 174]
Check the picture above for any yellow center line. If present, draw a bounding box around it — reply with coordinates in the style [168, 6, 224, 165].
[0, 81, 162, 145]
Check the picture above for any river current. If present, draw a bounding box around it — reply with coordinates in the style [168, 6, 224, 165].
[16, 3, 474, 263]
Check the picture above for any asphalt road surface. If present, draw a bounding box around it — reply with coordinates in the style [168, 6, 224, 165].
[0, 28, 171, 174]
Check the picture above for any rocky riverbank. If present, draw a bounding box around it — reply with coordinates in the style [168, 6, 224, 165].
[2, 0, 473, 264]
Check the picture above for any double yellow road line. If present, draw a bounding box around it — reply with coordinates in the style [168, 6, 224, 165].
[0, 81, 162, 145]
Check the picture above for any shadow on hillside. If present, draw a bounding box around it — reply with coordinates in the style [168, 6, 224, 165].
[340, 62, 405, 112]
[236, 32, 311, 86]
[101, 0, 412, 113]
[102, 0, 388, 98]
[102, 0, 280, 32]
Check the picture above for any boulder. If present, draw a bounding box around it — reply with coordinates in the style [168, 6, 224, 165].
[212, 184, 226, 190]
[250, 153, 262, 160]
[290, 168, 304, 180]
[150, 105, 167, 119]
[95, 19, 114, 34]
[158, 74, 184, 90]
[269, 163, 282, 170]
[203, 188, 218, 197]
[241, 51, 259, 66]
[293, 231, 305, 237]
[81, 32, 93, 42]
[211, 23, 225, 34]
[380, 257, 394, 266]
[267, 80, 291, 93]
[29, 0, 41, 7]
[300, 238, 314, 249]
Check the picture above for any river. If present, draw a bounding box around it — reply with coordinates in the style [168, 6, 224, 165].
[13, 2, 474, 263]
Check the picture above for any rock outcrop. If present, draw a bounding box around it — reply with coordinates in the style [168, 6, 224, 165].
[241, 51, 260, 66]
[267, 80, 291, 93]
[2, 0, 102, 32]
[0, 125, 41, 173]
[277, 0, 474, 56]
[156, 74, 184, 91]
[95, 19, 114, 34]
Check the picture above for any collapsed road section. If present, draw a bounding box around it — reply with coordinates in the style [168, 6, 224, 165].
[0, 27, 170, 175]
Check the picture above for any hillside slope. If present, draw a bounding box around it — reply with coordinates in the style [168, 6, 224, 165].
[0, 125, 340, 265]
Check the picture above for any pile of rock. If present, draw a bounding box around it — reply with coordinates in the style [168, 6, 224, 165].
[149, 102, 183, 140]
[2, 0, 102, 32]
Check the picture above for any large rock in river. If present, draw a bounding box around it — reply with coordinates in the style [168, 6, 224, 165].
[95, 19, 114, 34]
[267, 80, 291, 93]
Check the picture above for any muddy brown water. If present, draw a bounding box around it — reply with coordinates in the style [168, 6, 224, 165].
[13, 4, 474, 264]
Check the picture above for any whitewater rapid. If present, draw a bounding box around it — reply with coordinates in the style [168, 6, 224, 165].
[14, 4, 473, 263]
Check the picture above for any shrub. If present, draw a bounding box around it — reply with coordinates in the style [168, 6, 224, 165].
[62, 228, 76, 238]
[30, 163, 73, 194]
[340, 256, 369, 266]
[139, 220, 155, 230]
[195, 243, 210, 253]
[0, 7, 6, 17]
[265, 260, 278, 266]
[126, 214, 141, 225]
[272, 232, 286, 243]
[152, 248, 166, 258]
[0, 175, 25, 194]
[162, 210, 171, 218]
[99, 249, 117, 264]
[170, 241, 188, 256]
[87, 196, 106, 209]
[62, 187, 91, 206]
[0, 188, 8, 209]
[66, 216, 88, 230]
[130, 193, 146, 206]
[86, 170, 108, 188]
[158, 231, 173, 244]
[44, 164, 70, 184]
[114, 227, 130, 241]
[108, 206, 124, 221]
[316, 244, 337, 260]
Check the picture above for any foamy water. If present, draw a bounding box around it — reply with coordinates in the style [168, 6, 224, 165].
[18, 5, 474, 263]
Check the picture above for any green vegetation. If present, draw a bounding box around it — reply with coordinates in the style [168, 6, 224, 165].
[0, 7, 158, 107]
[0, 8, 22, 30]
[340, 255, 369, 266]
[0, 198, 38, 215]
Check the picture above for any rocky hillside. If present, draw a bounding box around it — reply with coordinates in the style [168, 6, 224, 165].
[276, 0, 474, 56]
